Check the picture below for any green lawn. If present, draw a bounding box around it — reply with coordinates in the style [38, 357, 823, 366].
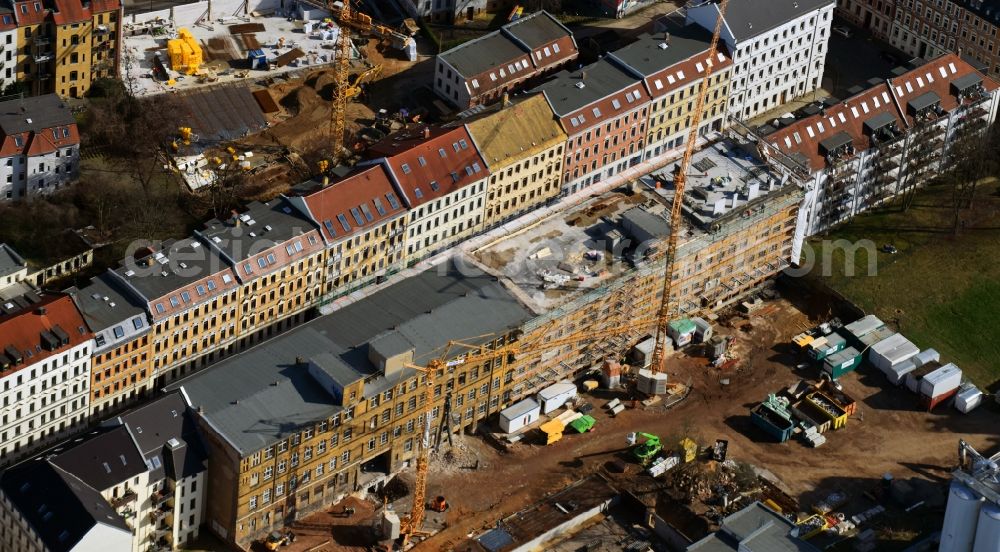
[807, 179, 1000, 388]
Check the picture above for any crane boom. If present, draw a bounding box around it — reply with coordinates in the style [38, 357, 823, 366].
[648, 0, 729, 375]
[329, 25, 351, 160]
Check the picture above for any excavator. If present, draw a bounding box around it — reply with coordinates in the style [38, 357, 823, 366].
[630, 432, 663, 465]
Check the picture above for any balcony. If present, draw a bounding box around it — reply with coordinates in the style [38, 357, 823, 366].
[95, 24, 110, 34]
[151, 488, 174, 506]
[110, 489, 138, 509]
[33, 52, 53, 63]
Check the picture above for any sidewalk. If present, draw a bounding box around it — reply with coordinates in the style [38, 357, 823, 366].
[318, 134, 717, 315]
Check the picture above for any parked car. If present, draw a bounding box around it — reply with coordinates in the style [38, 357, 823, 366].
[832, 25, 852, 38]
[881, 244, 898, 254]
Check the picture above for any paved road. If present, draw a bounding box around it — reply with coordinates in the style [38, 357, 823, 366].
[824, 21, 910, 99]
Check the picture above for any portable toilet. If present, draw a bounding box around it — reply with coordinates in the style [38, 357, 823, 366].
[680, 438, 698, 463]
[248, 49, 267, 70]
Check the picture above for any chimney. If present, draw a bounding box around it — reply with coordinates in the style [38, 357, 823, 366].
[231, 209, 240, 227]
[295, 356, 305, 366]
[502, 90, 511, 107]
[36, 307, 47, 315]
[322, 175, 330, 187]
[664, 32, 670, 44]
[581, 70, 587, 80]
[423, 126, 431, 139]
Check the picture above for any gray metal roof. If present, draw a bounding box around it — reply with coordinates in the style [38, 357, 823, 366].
[610, 26, 714, 78]
[48, 425, 147, 492]
[0, 243, 25, 277]
[111, 236, 235, 302]
[439, 11, 571, 78]
[908, 90, 942, 112]
[951, 71, 983, 92]
[692, 0, 835, 42]
[440, 32, 529, 78]
[534, 58, 642, 116]
[174, 266, 531, 455]
[621, 206, 671, 242]
[863, 112, 897, 133]
[0, 461, 130, 552]
[67, 273, 146, 333]
[819, 130, 853, 153]
[688, 502, 820, 551]
[118, 392, 207, 482]
[503, 10, 572, 49]
[198, 198, 318, 263]
[0, 94, 75, 135]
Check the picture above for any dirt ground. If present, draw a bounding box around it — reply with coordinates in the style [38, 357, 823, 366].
[281, 288, 999, 552]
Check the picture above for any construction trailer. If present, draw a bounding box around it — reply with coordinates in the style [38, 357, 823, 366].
[869, 333, 920, 372]
[919, 363, 962, 410]
[842, 314, 885, 347]
[807, 331, 847, 361]
[499, 398, 541, 433]
[537, 381, 577, 414]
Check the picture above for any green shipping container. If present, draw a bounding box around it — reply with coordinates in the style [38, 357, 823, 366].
[823, 346, 862, 379]
[569, 415, 596, 433]
[809, 332, 847, 361]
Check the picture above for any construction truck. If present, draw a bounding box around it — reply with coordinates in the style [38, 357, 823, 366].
[630, 432, 662, 465]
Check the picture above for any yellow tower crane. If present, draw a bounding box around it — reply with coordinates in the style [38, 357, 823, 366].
[648, 0, 729, 375]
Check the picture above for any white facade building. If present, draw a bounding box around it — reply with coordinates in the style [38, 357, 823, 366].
[0, 94, 80, 200]
[761, 54, 998, 253]
[0, 392, 208, 552]
[686, 0, 835, 120]
[0, 292, 92, 466]
[0, 24, 16, 92]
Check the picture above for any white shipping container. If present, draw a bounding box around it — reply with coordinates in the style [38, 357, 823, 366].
[913, 348, 940, 368]
[499, 398, 541, 433]
[845, 315, 884, 339]
[920, 364, 962, 398]
[955, 386, 983, 413]
[537, 381, 577, 414]
[871, 337, 919, 372]
[884, 358, 916, 386]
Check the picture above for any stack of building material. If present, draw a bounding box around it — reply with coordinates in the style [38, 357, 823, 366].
[808, 331, 847, 361]
[869, 333, 919, 374]
[167, 28, 204, 74]
[919, 363, 962, 410]
[667, 319, 697, 347]
[539, 419, 564, 445]
[954, 383, 983, 413]
[801, 425, 826, 447]
[601, 360, 621, 389]
[691, 317, 713, 343]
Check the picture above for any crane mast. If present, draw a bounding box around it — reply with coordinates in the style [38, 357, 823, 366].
[648, 0, 729, 375]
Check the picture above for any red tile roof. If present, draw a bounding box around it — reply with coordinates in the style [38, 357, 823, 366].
[11, 0, 47, 26]
[50, 0, 119, 25]
[0, 124, 79, 157]
[367, 126, 490, 208]
[301, 165, 407, 243]
[641, 48, 733, 99]
[0, 294, 92, 373]
[767, 54, 998, 172]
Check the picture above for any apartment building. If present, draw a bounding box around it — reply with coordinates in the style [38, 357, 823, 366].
[196, 198, 325, 348]
[68, 273, 152, 418]
[110, 237, 242, 388]
[0, 94, 79, 200]
[764, 54, 998, 237]
[609, 24, 734, 161]
[952, 0, 1000, 77]
[174, 267, 531, 548]
[888, 0, 958, 60]
[0, 391, 208, 552]
[686, 0, 834, 120]
[368, 126, 490, 263]
[836, 0, 896, 40]
[0, 13, 15, 90]
[534, 57, 651, 194]
[0, 292, 92, 466]
[464, 94, 566, 227]
[434, 11, 578, 109]
[10, 0, 122, 97]
[0, 243, 27, 291]
[471, 135, 801, 392]
[293, 166, 408, 299]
